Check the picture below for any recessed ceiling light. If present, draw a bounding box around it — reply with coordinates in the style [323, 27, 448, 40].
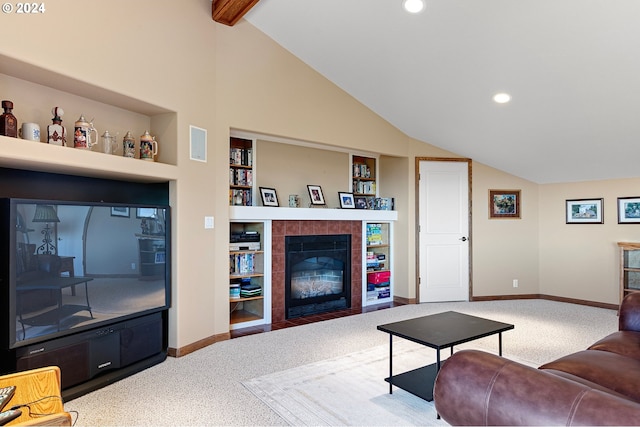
[403, 0, 425, 14]
[493, 93, 512, 104]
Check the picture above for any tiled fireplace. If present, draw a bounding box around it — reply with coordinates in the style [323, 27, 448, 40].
[271, 220, 362, 323]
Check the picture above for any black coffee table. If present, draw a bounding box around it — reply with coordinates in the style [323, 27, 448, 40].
[377, 311, 514, 401]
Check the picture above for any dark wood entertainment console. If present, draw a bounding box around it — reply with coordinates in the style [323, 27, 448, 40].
[14, 311, 167, 400]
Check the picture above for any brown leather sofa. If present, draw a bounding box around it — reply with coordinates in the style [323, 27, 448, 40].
[433, 292, 640, 426]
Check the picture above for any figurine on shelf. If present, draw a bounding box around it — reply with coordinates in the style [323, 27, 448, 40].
[0, 100, 18, 138]
[47, 107, 67, 146]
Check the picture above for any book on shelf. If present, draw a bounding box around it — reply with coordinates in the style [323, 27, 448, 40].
[240, 282, 262, 297]
[229, 253, 256, 275]
[366, 223, 383, 245]
[230, 284, 240, 299]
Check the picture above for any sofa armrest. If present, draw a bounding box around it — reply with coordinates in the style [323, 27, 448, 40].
[620, 292, 640, 332]
[433, 350, 640, 426]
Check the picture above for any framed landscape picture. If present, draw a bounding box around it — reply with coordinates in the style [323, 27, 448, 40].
[489, 190, 521, 219]
[618, 197, 640, 224]
[566, 198, 603, 224]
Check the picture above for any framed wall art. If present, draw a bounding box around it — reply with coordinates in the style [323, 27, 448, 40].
[618, 197, 640, 224]
[489, 189, 521, 219]
[259, 187, 279, 207]
[307, 185, 325, 205]
[338, 192, 355, 209]
[566, 198, 603, 224]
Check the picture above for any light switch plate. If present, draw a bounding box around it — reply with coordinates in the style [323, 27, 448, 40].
[204, 216, 214, 229]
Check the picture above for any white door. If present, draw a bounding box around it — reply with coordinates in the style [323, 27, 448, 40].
[418, 160, 470, 302]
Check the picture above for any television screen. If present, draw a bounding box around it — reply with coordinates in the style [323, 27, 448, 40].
[6, 199, 170, 349]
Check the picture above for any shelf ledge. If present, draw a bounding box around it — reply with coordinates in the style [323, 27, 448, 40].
[230, 206, 397, 221]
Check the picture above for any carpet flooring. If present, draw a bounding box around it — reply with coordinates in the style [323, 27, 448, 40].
[64, 299, 618, 426]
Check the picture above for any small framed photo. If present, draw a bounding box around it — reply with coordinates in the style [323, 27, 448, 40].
[339, 192, 355, 209]
[111, 207, 130, 218]
[307, 185, 325, 205]
[617, 197, 640, 224]
[354, 196, 368, 209]
[259, 187, 279, 207]
[566, 198, 603, 224]
[489, 190, 521, 219]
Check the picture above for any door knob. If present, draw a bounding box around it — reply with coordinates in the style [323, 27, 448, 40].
[459, 236, 468, 242]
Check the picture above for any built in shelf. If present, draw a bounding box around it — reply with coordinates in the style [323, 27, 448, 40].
[0, 135, 178, 183]
[230, 206, 397, 221]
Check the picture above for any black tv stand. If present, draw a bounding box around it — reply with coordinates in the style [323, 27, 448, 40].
[5, 311, 167, 399]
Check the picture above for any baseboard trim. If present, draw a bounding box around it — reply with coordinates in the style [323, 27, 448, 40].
[168, 294, 618, 357]
[472, 294, 618, 311]
[168, 332, 231, 358]
[393, 296, 416, 305]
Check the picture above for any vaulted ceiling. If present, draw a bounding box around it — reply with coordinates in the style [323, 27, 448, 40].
[229, 0, 640, 184]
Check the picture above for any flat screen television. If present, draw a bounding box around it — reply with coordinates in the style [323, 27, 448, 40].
[0, 198, 171, 350]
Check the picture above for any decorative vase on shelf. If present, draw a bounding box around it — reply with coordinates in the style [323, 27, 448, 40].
[0, 100, 18, 138]
[47, 106, 67, 146]
[139, 130, 158, 161]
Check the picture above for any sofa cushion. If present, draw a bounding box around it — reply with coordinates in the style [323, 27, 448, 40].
[539, 349, 640, 402]
[543, 368, 635, 402]
[589, 331, 640, 361]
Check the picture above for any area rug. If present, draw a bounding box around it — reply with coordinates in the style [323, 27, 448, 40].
[243, 340, 455, 426]
[243, 339, 538, 426]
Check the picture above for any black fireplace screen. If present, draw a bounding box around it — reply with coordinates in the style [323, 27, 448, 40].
[285, 234, 351, 318]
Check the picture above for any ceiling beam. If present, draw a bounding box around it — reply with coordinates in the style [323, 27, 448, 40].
[212, 0, 261, 26]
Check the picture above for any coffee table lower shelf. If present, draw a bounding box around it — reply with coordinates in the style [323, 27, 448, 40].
[384, 363, 438, 401]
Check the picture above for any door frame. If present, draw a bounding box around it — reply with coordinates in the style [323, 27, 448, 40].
[415, 157, 473, 302]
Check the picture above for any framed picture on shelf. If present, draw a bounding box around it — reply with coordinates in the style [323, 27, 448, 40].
[307, 185, 326, 205]
[354, 196, 368, 209]
[566, 198, 603, 224]
[339, 192, 355, 209]
[110, 207, 129, 218]
[617, 197, 640, 224]
[489, 189, 521, 219]
[259, 187, 279, 207]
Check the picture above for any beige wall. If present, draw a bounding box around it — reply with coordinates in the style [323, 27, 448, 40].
[539, 178, 640, 305]
[256, 140, 350, 208]
[1, 1, 630, 354]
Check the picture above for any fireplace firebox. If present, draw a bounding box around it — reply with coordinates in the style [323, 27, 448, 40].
[285, 234, 351, 319]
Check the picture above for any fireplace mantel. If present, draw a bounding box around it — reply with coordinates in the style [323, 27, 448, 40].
[230, 206, 397, 221]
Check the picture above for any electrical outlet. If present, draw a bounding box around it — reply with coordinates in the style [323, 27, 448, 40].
[131, 262, 136, 270]
[513, 279, 518, 288]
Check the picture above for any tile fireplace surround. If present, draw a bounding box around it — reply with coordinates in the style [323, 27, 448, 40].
[271, 220, 362, 323]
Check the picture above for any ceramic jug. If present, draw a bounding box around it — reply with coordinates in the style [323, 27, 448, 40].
[139, 130, 158, 161]
[73, 114, 98, 149]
